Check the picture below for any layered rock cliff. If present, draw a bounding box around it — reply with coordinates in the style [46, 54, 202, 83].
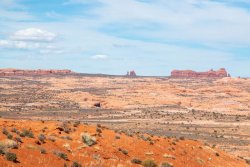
[171, 68, 229, 78]
[0, 68, 74, 76]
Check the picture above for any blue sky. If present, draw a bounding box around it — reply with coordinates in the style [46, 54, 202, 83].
[0, 0, 250, 76]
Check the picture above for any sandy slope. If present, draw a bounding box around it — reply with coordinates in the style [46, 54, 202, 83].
[0, 119, 248, 167]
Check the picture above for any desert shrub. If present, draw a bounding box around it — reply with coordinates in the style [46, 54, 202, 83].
[118, 148, 128, 155]
[72, 161, 82, 167]
[5, 152, 17, 162]
[73, 121, 80, 127]
[47, 136, 56, 142]
[40, 148, 46, 154]
[142, 159, 158, 167]
[96, 127, 102, 133]
[15, 137, 23, 143]
[0, 145, 6, 155]
[179, 136, 185, 140]
[7, 134, 13, 139]
[59, 122, 72, 134]
[115, 135, 120, 139]
[131, 158, 142, 164]
[54, 151, 68, 160]
[21, 129, 34, 138]
[11, 128, 18, 133]
[2, 128, 9, 135]
[81, 133, 96, 146]
[0, 139, 18, 149]
[60, 136, 72, 141]
[38, 134, 46, 143]
[161, 162, 173, 167]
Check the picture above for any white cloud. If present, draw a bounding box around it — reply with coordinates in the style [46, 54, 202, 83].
[91, 54, 108, 60]
[0, 40, 41, 49]
[10, 28, 57, 42]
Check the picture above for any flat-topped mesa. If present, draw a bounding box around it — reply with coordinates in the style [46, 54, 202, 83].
[126, 70, 137, 77]
[171, 68, 230, 78]
[0, 68, 74, 76]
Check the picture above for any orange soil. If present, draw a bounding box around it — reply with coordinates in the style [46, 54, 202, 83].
[0, 119, 248, 167]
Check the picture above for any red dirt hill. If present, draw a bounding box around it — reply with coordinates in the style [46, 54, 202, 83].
[0, 119, 248, 167]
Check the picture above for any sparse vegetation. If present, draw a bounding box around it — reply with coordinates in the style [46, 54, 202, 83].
[131, 158, 142, 164]
[54, 151, 68, 160]
[5, 152, 17, 162]
[0, 146, 5, 155]
[161, 162, 173, 167]
[38, 134, 46, 143]
[21, 129, 34, 138]
[73, 121, 80, 127]
[61, 136, 73, 141]
[96, 127, 102, 133]
[81, 133, 96, 146]
[2, 128, 9, 136]
[0, 139, 18, 149]
[40, 148, 47, 154]
[142, 159, 158, 167]
[7, 134, 13, 139]
[118, 148, 128, 155]
[72, 161, 82, 167]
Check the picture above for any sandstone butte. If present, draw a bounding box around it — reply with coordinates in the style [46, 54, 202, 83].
[171, 68, 230, 78]
[0, 68, 74, 77]
[126, 70, 137, 77]
[0, 119, 248, 167]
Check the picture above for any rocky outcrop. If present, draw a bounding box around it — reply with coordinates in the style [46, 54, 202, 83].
[171, 68, 229, 78]
[126, 70, 137, 77]
[0, 68, 74, 77]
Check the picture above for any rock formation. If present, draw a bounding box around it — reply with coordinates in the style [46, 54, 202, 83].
[0, 68, 74, 77]
[126, 70, 137, 77]
[171, 68, 229, 78]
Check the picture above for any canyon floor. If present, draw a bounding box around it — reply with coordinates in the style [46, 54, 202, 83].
[0, 75, 249, 166]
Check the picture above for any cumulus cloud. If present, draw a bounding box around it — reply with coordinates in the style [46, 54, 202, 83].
[10, 28, 57, 42]
[91, 54, 108, 60]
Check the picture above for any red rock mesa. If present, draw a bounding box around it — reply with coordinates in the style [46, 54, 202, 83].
[171, 68, 229, 78]
[0, 68, 74, 76]
[126, 70, 137, 77]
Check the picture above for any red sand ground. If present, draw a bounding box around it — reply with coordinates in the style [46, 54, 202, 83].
[0, 119, 248, 167]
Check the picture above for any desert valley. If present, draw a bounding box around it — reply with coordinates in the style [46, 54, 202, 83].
[0, 68, 249, 167]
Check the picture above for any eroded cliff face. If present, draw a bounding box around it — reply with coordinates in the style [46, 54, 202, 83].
[0, 69, 74, 76]
[171, 68, 229, 78]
